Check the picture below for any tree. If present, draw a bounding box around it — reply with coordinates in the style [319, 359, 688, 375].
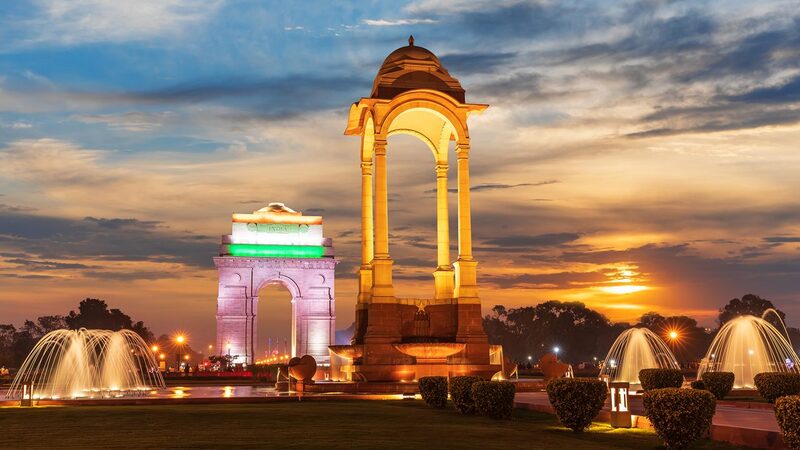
[635, 312, 713, 365]
[0, 324, 16, 367]
[484, 301, 623, 364]
[65, 298, 154, 342]
[36, 315, 67, 334]
[719, 294, 785, 327]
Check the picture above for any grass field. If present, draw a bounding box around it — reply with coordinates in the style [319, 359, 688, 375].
[0, 400, 748, 449]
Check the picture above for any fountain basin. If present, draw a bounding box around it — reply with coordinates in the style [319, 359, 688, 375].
[328, 345, 364, 360]
[393, 343, 465, 361]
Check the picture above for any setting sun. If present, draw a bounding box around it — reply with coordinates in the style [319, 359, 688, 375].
[599, 285, 650, 295]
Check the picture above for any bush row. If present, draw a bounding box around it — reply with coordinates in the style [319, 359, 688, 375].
[754, 372, 800, 403]
[417, 376, 516, 420]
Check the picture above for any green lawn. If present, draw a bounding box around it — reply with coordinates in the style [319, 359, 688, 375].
[0, 400, 748, 449]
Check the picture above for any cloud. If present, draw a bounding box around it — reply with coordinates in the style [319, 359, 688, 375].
[482, 233, 582, 249]
[424, 180, 558, 194]
[764, 236, 800, 243]
[7, 0, 222, 48]
[0, 209, 215, 270]
[362, 18, 437, 27]
[726, 75, 800, 104]
[73, 112, 174, 131]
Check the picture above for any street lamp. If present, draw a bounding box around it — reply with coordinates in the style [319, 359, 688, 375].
[553, 346, 560, 359]
[151, 345, 159, 352]
[174, 335, 186, 369]
[668, 330, 679, 341]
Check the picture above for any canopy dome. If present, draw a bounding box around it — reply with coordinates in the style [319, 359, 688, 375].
[370, 36, 465, 102]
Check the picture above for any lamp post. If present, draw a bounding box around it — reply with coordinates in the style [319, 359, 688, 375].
[609, 381, 631, 428]
[175, 335, 186, 371]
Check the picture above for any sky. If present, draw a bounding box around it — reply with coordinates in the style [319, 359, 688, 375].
[1, 0, 799, 348]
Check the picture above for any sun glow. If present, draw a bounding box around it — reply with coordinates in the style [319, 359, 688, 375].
[599, 285, 649, 295]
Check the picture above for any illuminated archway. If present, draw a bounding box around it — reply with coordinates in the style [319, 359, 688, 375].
[214, 203, 337, 365]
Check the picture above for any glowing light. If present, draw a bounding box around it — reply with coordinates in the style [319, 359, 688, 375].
[159, 353, 165, 360]
[227, 244, 325, 258]
[175, 335, 185, 344]
[668, 330, 679, 341]
[600, 285, 649, 295]
[151, 345, 159, 352]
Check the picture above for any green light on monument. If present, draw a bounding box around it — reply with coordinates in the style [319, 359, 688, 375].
[228, 244, 325, 258]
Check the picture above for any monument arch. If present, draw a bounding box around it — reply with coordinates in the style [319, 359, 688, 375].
[215, 203, 337, 365]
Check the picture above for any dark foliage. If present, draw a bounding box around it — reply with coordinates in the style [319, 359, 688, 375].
[754, 372, 800, 403]
[700, 372, 734, 399]
[639, 368, 684, 391]
[690, 380, 706, 390]
[471, 381, 515, 419]
[643, 388, 716, 449]
[775, 395, 800, 449]
[449, 376, 482, 414]
[545, 378, 607, 432]
[418, 376, 448, 408]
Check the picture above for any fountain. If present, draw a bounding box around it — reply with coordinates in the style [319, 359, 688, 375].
[697, 314, 799, 389]
[6, 328, 165, 400]
[600, 327, 680, 389]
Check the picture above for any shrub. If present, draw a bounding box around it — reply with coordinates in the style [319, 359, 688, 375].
[449, 376, 482, 414]
[700, 372, 734, 400]
[639, 368, 684, 391]
[545, 378, 607, 433]
[471, 381, 516, 420]
[643, 388, 716, 449]
[775, 395, 800, 449]
[754, 373, 800, 403]
[418, 376, 447, 408]
[690, 380, 706, 390]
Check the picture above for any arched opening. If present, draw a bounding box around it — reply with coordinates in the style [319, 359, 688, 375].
[255, 282, 294, 361]
[386, 132, 455, 299]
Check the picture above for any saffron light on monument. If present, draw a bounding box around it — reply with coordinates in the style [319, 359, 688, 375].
[335, 36, 504, 381]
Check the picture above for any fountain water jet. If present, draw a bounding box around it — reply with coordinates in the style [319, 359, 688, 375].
[599, 327, 680, 389]
[698, 315, 799, 389]
[6, 328, 165, 399]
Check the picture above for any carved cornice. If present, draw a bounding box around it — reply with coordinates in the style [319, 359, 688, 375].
[213, 256, 339, 270]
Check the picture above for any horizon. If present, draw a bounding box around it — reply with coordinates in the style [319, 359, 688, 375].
[1, 0, 799, 349]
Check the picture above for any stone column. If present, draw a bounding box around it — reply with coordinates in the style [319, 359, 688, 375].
[433, 163, 454, 299]
[358, 159, 374, 304]
[371, 138, 394, 300]
[453, 142, 478, 302]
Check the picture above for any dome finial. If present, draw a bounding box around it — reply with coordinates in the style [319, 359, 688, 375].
[408, 35, 414, 46]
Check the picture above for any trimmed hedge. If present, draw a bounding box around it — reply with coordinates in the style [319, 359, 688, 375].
[754, 372, 800, 403]
[449, 376, 482, 414]
[639, 368, 684, 391]
[700, 372, 734, 400]
[418, 376, 447, 408]
[643, 388, 716, 449]
[545, 378, 607, 433]
[690, 380, 706, 390]
[472, 381, 516, 420]
[775, 395, 800, 449]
